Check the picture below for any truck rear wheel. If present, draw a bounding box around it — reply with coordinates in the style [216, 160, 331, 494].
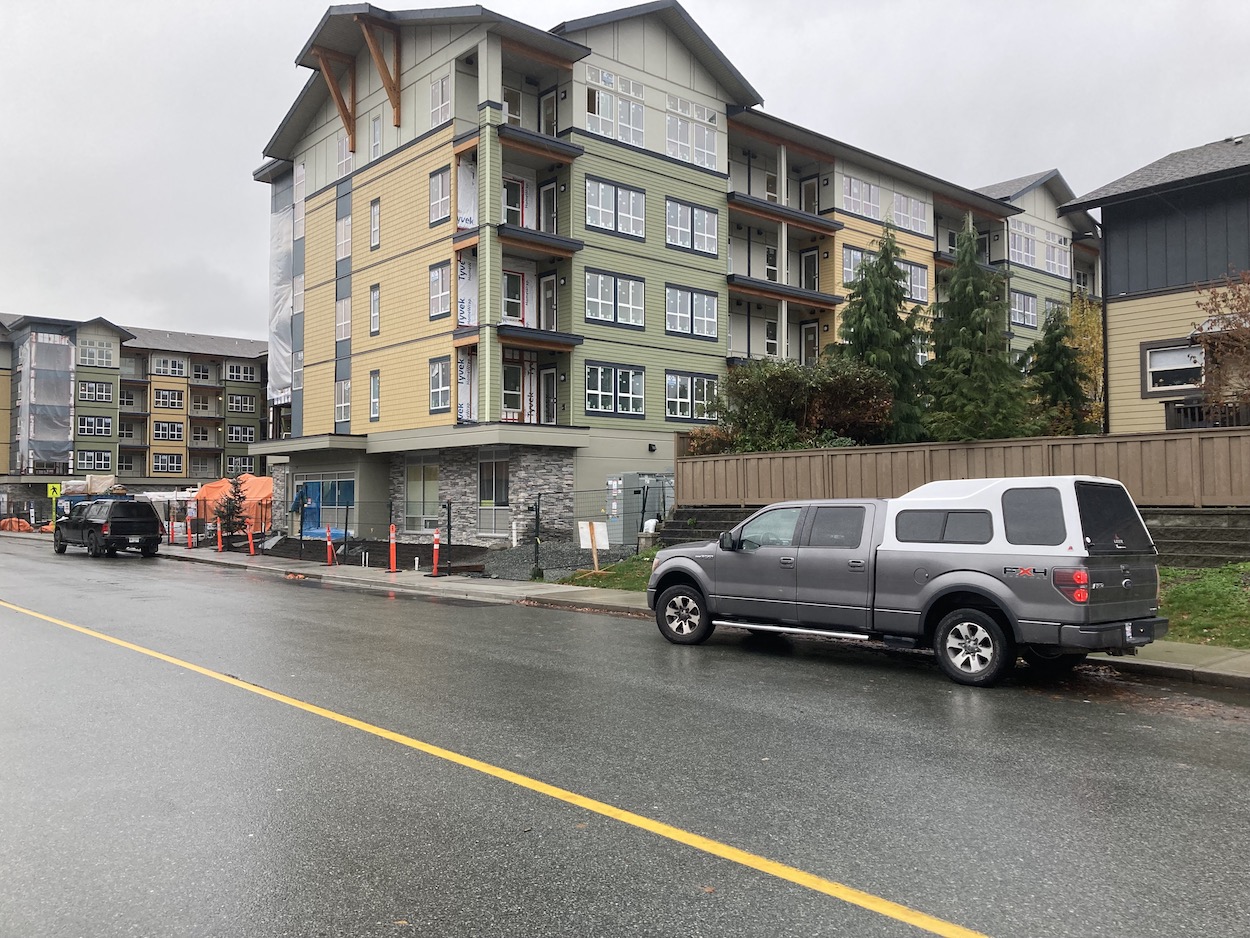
[87, 531, 104, 558]
[933, 609, 1015, 687]
[656, 584, 715, 645]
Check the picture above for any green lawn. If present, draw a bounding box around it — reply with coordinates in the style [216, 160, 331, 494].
[1159, 563, 1250, 649]
[566, 553, 1250, 651]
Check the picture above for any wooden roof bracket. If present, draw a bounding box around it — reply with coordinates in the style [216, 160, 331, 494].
[311, 45, 357, 152]
[356, 16, 401, 127]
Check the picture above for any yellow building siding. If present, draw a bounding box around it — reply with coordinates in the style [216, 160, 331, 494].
[353, 343, 458, 432]
[829, 217, 935, 338]
[1106, 289, 1205, 433]
[303, 362, 335, 436]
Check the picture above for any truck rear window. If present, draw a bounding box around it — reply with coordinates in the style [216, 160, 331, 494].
[896, 510, 992, 544]
[1075, 482, 1154, 553]
[112, 502, 156, 520]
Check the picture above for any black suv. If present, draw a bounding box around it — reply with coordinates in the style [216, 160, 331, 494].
[54, 499, 165, 558]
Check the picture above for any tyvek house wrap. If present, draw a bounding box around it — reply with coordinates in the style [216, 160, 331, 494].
[268, 202, 293, 405]
[17, 333, 73, 468]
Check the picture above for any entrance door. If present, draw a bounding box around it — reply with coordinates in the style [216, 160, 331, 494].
[540, 367, 558, 424]
[801, 322, 819, 363]
[539, 274, 557, 331]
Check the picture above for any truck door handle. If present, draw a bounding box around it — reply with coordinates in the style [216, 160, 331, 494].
[847, 560, 865, 570]
[779, 557, 795, 568]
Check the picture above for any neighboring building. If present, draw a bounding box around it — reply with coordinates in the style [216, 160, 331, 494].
[976, 170, 1101, 358]
[1063, 133, 1250, 433]
[1, 315, 267, 482]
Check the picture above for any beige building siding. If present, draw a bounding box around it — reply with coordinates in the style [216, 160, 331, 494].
[354, 341, 457, 432]
[302, 361, 335, 436]
[1106, 289, 1204, 433]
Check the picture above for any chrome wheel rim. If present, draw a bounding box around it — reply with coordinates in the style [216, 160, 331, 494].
[664, 594, 701, 635]
[944, 621, 994, 674]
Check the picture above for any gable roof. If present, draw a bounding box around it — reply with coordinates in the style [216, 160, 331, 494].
[977, 169, 1062, 202]
[551, 0, 762, 107]
[1062, 132, 1250, 214]
[0, 315, 135, 341]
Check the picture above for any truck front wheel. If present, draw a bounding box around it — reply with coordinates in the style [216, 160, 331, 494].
[656, 584, 715, 645]
[933, 609, 1015, 687]
[53, 530, 67, 554]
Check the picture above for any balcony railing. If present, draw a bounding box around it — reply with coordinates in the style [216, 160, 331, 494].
[1164, 400, 1250, 430]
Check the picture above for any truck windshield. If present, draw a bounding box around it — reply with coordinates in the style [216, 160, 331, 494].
[1075, 482, 1154, 554]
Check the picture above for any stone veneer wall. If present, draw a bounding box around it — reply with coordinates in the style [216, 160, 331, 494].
[269, 463, 290, 530]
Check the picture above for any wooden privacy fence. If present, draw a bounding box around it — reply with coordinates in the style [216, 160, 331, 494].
[673, 428, 1250, 509]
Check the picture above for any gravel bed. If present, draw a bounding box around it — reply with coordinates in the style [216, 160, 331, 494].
[476, 538, 639, 582]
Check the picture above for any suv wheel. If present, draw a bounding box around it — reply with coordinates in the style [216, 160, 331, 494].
[87, 531, 104, 558]
[141, 542, 159, 558]
[1022, 645, 1087, 674]
[933, 609, 1015, 687]
[53, 529, 66, 554]
[656, 584, 715, 645]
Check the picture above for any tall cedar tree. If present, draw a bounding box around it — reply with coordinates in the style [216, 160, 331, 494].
[1024, 302, 1092, 435]
[685, 356, 893, 455]
[1068, 290, 1105, 430]
[214, 475, 249, 539]
[923, 215, 1027, 441]
[836, 222, 925, 442]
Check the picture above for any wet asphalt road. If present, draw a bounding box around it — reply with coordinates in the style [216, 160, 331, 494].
[1, 538, 1248, 938]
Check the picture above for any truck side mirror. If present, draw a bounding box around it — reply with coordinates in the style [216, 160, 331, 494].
[718, 531, 736, 551]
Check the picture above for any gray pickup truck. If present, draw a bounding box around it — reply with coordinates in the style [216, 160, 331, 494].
[53, 498, 164, 558]
[646, 475, 1167, 687]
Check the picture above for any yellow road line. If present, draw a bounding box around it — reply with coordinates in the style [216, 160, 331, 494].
[1, 598, 989, 938]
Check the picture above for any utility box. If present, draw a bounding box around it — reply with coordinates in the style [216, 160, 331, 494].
[605, 472, 674, 546]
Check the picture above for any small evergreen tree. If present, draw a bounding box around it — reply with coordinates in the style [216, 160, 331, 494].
[214, 475, 249, 540]
[1025, 302, 1092, 435]
[923, 214, 1027, 441]
[837, 222, 925, 442]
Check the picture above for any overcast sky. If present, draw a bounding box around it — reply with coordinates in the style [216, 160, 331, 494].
[2, 0, 1245, 341]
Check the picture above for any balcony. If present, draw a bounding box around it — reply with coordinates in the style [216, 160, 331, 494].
[497, 224, 583, 261]
[726, 273, 842, 311]
[727, 191, 843, 236]
[496, 124, 583, 170]
[1164, 399, 1250, 430]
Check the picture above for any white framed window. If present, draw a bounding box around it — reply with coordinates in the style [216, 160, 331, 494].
[1074, 269, 1092, 293]
[585, 178, 644, 238]
[335, 379, 351, 423]
[77, 450, 112, 471]
[893, 194, 928, 234]
[336, 214, 352, 260]
[584, 271, 644, 327]
[153, 421, 183, 441]
[192, 425, 210, 442]
[502, 351, 523, 413]
[369, 370, 380, 420]
[152, 453, 183, 474]
[77, 338, 115, 368]
[431, 74, 450, 125]
[294, 273, 305, 315]
[78, 381, 113, 402]
[502, 271, 524, 321]
[502, 177, 524, 226]
[335, 297, 352, 340]
[896, 260, 929, 303]
[430, 167, 451, 223]
[843, 245, 874, 287]
[227, 425, 256, 444]
[587, 87, 614, 138]
[1147, 345, 1203, 390]
[193, 363, 211, 382]
[292, 351, 304, 392]
[77, 415, 113, 436]
[586, 364, 614, 413]
[842, 175, 880, 219]
[1010, 291, 1038, 327]
[293, 162, 306, 239]
[586, 66, 645, 147]
[119, 454, 140, 473]
[665, 200, 718, 255]
[665, 287, 717, 338]
[226, 364, 257, 382]
[370, 284, 380, 334]
[154, 389, 184, 409]
[228, 394, 256, 413]
[336, 132, 353, 178]
[152, 356, 186, 377]
[429, 357, 451, 412]
[665, 94, 716, 169]
[1045, 230, 1071, 276]
[765, 246, 778, 282]
[765, 319, 779, 356]
[1045, 298, 1066, 323]
[764, 172, 778, 203]
[1010, 219, 1037, 267]
[227, 456, 255, 475]
[503, 86, 522, 126]
[370, 198, 380, 248]
[370, 115, 382, 160]
[430, 262, 451, 319]
[585, 363, 645, 416]
[665, 372, 717, 420]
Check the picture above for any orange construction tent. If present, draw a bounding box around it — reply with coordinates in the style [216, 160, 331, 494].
[194, 474, 274, 533]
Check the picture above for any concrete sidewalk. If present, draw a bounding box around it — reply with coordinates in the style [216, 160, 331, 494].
[6, 531, 1249, 690]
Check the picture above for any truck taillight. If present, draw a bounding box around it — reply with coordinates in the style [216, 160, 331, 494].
[100, 522, 110, 536]
[1053, 567, 1089, 604]
[159, 521, 167, 537]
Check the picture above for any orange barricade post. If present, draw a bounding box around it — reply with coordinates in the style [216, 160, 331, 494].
[246, 522, 255, 556]
[186, 512, 193, 549]
[388, 523, 397, 573]
[326, 528, 334, 566]
[432, 528, 440, 577]
[216, 525, 223, 552]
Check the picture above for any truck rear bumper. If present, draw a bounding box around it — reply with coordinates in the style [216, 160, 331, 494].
[1059, 616, 1168, 650]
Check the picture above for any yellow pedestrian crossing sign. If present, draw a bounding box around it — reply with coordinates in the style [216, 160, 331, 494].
[47, 483, 62, 499]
